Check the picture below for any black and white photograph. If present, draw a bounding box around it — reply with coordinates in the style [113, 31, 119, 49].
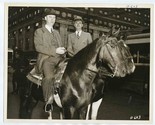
[4, 3, 153, 122]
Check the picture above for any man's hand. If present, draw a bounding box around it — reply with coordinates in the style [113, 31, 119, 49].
[56, 47, 66, 55]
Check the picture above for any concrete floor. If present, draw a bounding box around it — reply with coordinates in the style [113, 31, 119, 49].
[7, 71, 149, 120]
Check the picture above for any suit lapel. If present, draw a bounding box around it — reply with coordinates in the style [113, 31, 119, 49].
[42, 26, 50, 33]
[73, 32, 78, 40]
[79, 31, 85, 40]
[74, 32, 77, 38]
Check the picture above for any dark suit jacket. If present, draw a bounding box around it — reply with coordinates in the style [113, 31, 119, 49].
[67, 31, 92, 56]
[34, 26, 63, 73]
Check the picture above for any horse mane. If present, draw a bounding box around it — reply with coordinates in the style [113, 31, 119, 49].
[66, 38, 100, 73]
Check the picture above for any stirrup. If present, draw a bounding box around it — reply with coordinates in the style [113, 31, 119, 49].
[44, 103, 53, 119]
[44, 103, 53, 112]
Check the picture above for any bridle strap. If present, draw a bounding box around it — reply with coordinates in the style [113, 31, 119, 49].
[85, 67, 115, 78]
[104, 44, 117, 74]
[85, 68, 98, 74]
[98, 67, 115, 78]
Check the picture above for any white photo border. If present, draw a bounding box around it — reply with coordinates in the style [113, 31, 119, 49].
[2, 1, 155, 125]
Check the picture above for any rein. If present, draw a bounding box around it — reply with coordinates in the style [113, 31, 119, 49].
[105, 43, 117, 75]
[85, 67, 115, 78]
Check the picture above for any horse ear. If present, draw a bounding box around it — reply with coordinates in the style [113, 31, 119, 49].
[121, 32, 128, 41]
[113, 28, 120, 37]
[107, 29, 112, 37]
[107, 26, 114, 37]
[107, 26, 120, 37]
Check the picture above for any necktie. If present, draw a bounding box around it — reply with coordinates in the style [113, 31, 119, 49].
[77, 32, 80, 39]
[51, 29, 54, 37]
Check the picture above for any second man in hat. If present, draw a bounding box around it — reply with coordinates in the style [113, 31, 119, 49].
[67, 16, 92, 57]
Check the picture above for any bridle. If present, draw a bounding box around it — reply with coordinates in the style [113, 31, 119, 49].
[85, 37, 117, 78]
[85, 37, 133, 78]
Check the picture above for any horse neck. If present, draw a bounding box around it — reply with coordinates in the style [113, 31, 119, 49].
[86, 54, 99, 73]
[85, 42, 103, 73]
[66, 41, 101, 75]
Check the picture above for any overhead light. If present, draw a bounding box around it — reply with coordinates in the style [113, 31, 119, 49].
[95, 19, 99, 24]
[62, 12, 67, 17]
[117, 15, 120, 18]
[108, 23, 112, 27]
[104, 12, 108, 15]
[99, 10, 103, 14]
[27, 26, 31, 29]
[104, 22, 107, 25]
[35, 22, 39, 26]
[90, 8, 94, 11]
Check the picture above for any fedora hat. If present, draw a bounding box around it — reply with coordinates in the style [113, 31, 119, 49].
[43, 8, 56, 17]
[74, 16, 84, 22]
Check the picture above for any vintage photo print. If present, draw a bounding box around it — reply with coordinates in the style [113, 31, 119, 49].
[4, 3, 153, 123]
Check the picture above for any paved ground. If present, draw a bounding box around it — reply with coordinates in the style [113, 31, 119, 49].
[6, 70, 149, 120]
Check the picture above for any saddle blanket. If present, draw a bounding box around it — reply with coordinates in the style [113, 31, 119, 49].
[26, 61, 67, 86]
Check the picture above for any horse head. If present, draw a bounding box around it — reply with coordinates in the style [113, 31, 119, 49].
[97, 28, 135, 77]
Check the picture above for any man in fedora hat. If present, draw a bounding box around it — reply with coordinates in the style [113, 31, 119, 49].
[34, 8, 66, 104]
[67, 16, 92, 57]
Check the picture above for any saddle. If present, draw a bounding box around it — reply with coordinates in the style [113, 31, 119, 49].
[26, 60, 68, 86]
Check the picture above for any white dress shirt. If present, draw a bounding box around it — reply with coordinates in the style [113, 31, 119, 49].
[45, 24, 54, 33]
[76, 30, 82, 37]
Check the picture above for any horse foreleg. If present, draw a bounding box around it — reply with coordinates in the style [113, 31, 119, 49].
[59, 108, 63, 119]
[63, 106, 76, 119]
[86, 104, 91, 120]
[90, 98, 103, 120]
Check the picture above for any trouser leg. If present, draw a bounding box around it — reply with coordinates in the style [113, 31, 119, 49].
[42, 60, 56, 102]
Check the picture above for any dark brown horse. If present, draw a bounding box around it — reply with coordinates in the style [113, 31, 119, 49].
[57, 31, 135, 119]
[19, 29, 135, 119]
